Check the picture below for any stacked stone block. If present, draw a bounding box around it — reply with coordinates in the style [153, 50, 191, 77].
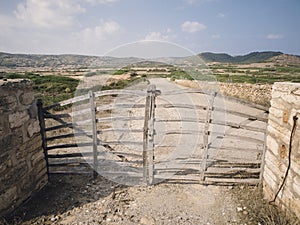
[263, 82, 300, 218]
[0, 79, 47, 216]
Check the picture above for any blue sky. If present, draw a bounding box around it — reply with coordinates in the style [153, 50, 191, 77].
[0, 0, 299, 56]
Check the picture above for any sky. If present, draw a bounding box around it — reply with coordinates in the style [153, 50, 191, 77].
[0, 0, 299, 57]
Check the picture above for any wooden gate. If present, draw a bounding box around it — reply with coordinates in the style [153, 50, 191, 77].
[152, 88, 268, 185]
[37, 84, 268, 185]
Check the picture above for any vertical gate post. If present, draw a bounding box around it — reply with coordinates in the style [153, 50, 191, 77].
[89, 91, 98, 179]
[143, 85, 156, 185]
[37, 99, 49, 177]
[201, 91, 216, 181]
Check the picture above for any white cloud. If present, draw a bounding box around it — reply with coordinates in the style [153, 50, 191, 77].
[83, 0, 118, 4]
[266, 34, 283, 40]
[218, 13, 225, 18]
[211, 34, 221, 39]
[78, 20, 121, 42]
[181, 21, 206, 33]
[14, 0, 85, 29]
[144, 32, 170, 41]
[183, 0, 215, 4]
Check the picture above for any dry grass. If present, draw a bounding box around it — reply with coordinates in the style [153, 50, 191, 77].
[233, 185, 300, 225]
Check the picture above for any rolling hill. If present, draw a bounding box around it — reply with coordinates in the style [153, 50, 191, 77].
[199, 51, 283, 63]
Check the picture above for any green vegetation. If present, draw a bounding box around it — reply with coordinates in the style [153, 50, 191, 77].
[169, 70, 193, 81]
[4, 72, 79, 106]
[210, 64, 300, 84]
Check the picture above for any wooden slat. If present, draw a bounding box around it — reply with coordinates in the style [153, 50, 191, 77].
[46, 142, 93, 150]
[156, 103, 207, 111]
[47, 153, 91, 158]
[203, 177, 260, 185]
[201, 92, 216, 180]
[96, 103, 145, 111]
[94, 89, 147, 97]
[89, 91, 98, 178]
[209, 146, 263, 153]
[213, 106, 268, 122]
[44, 94, 90, 110]
[99, 128, 143, 133]
[97, 116, 144, 122]
[100, 141, 143, 146]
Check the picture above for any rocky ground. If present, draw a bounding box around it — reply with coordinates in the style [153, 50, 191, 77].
[2, 174, 259, 225]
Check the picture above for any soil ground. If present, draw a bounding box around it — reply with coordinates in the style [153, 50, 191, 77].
[3, 174, 251, 225]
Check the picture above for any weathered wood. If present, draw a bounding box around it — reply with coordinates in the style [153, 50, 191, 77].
[97, 116, 145, 122]
[37, 99, 49, 176]
[201, 92, 216, 181]
[99, 141, 143, 146]
[203, 177, 260, 185]
[94, 89, 147, 97]
[143, 85, 156, 185]
[89, 91, 98, 179]
[99, 128, 143, 133]
[96, 103, 145, 111]
[47, 152, 92, 158]
[156, 103, 207, 111]
[213, 106, 268, 122]
[209, 146, 263, 153]
[156, 118, 206, 123]
[259, 122, 268, 184]
[46, 142, 93, 151]
[44, 94, 90, 110]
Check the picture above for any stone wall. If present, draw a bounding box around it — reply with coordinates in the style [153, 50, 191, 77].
[0, 79, 47, 216]
[263, 82, 300, 217]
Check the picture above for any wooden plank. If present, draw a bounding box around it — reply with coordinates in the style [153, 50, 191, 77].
[37, 99, 49, 176]
[211, 120, 266, 133]
[96, 103, 145, 111]
[213, 106, 268, 122]
[99, 128, 143, 133]
[44, 94, 90, 110]
[100, 141, 143, 146]
[47, 152, 92, 158]
[212, 132, 264, 144]
[155, 118, 206, 123]
[209, 146, 263, 153]
[156, 103, 207, 111]
[203, 177, 260, 185]
[201, 92, 216, 181]
[94, 89, 147, 97]
[161, 89, 209, 96]
[89, 91, 98, 179]
[259, 122, 268, 184]
[97, 116, 144, 122]
[46, 142, 93, 150]
[143, 84, 156, 185]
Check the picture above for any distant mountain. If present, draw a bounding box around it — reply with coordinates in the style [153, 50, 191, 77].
[0, 52, 143, 68]
[199, 51, 283, 63]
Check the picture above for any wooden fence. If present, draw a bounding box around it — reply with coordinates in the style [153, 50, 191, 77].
[37, 85, 268, 185]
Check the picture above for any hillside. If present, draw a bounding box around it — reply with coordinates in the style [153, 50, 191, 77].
[268, 54, 300, 66]
[0, 52, 142, 68]
[199, 51, 283, 63]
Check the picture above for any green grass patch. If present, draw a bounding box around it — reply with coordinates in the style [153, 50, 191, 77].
[4, 72, 79, 106]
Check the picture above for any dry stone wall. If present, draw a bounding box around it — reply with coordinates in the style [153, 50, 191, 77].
[263, 82, 300, 218]
[0, 79, 47, 216]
